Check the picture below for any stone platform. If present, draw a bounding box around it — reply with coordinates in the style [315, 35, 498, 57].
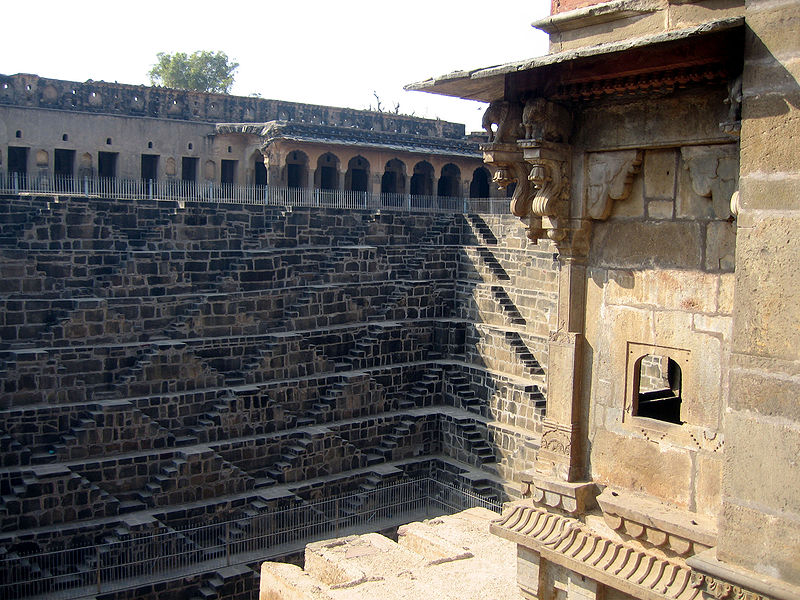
[260, 507, 522, 600]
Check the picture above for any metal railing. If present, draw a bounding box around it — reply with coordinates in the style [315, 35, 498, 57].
[0, 172, 509, 215]
[0, 476, 502, 600]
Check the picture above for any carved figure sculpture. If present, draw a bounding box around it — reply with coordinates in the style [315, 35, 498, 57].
[482, 101, 522, 143]
[522, 98, 572, 142]
[724, 75, 742, 124]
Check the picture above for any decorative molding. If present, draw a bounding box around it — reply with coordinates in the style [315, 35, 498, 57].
[690, 573, 768, 600]
[553, 65, 732, 103]
[597, 489, 717, 558]
[491, 502, 702, 600]
[688, 549, 799, 600]
[586, 150, 644, 220]
[521, 472, 597, 515]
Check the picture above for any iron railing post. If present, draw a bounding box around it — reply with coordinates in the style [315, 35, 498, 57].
[225, 521, 231, 566]
[96, 545, 101, 594]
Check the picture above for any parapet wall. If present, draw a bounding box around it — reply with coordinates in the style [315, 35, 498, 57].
[0, 73, 466, 138]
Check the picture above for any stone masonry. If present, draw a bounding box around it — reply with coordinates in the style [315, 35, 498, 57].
[0, 196, 556, 599]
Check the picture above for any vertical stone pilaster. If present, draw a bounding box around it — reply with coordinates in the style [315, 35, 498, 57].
[716, 0, 800, 587]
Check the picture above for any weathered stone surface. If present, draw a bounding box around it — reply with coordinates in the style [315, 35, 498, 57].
[590, 429, 693, 508]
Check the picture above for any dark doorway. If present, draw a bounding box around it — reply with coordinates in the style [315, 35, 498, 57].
[437, 163, 460, 198]
[54, 149, 75, 179]
[7, 146, 28, 185]
[381, 159, 406, 195]
[470, 167, 490, 198]
[141, 154, 159, 182]
[221, 160, 237, 185]
[254, 157, 267, 186]
[182, 157, 198, 182]
[346, 156, 369, 192]
[98, 151, 118, 179]
[320, 166, 337, 190]
[286, 151, 308, 189]
[316, 153, 340, 190]
[410, 161, 434, 197]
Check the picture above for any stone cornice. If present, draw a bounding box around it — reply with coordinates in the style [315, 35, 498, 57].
[688, 549, 798, 600]
[491, 502, 703, 600]
[597, 489, 717, 556]
[532, 0, 663, 34]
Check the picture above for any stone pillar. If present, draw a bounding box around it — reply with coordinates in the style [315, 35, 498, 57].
[713, 0, 800, 590]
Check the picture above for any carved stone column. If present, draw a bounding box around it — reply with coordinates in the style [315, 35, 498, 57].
[482, 98, 597, 514]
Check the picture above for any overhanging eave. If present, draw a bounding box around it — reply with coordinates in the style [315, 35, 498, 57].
[405, 17, 744, 103]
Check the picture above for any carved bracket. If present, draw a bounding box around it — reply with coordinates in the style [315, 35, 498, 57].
[481, 99, 577, 248]
[681, 145, 739, 219]
[481, 142, 530, 223]
[586, 150, 643, 220]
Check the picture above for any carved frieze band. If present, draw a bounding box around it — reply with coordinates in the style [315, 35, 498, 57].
[689, 573, 768, 600]
[492, 503, 702, 600]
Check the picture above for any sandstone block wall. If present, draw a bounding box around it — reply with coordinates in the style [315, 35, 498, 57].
[717, 0, 800, 585]
[0, 198, 556, 599]
[585, 142, 737, 517]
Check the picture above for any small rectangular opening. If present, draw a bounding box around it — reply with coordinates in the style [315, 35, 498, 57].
[221, 159, 237, 185]
[54, 149, 75, 179]
[98, 151, 118, 179]
[634, 354, 682, 424]
[141, 154, 159, 182]
[182, 157, 198, 182]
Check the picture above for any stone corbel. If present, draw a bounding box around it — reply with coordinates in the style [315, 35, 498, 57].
[586, 150, 643, 220]
[515, 98, 574, 245]
[481, 142, 531, 222]
[518, 139, 572, 244]
[681, 145, 739, 219]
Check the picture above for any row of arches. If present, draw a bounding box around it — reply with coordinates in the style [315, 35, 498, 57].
[262, 150, 492, 198]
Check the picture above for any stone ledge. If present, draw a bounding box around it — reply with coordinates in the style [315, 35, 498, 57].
[597, 488, 717, 556]
[532, 0, 661, 34]
[520, 470, 598, 515]
[687, 548, 800, 600]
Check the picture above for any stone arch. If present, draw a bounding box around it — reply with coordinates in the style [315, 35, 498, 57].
[285, 150, 309, 189]
[78, 152, 93, 178]
[204, 160, 216, 181]
[315, 152, 340, 190]
[410, 161, 434, 197]
[437, 163, 461, 198]
[381, 159, 407, 195]
[251, 150, 267, 187]
[469, 166, 491, 198]
[345, 155, 370, 192]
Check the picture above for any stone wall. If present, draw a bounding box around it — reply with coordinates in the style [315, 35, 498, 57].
[585, 143, 736, 517]
[716, 0, 800, 587]
[0, 196, 555, 599]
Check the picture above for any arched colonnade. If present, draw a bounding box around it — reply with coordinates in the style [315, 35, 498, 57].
[256, 145, 493, 198]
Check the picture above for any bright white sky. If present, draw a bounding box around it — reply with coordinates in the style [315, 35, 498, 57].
[3, 0, 550, 133]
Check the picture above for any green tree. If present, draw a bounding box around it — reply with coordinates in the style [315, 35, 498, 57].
[148, 51, 239, 94]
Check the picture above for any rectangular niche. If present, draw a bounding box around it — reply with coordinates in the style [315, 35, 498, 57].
[624, 342, 691, 428]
